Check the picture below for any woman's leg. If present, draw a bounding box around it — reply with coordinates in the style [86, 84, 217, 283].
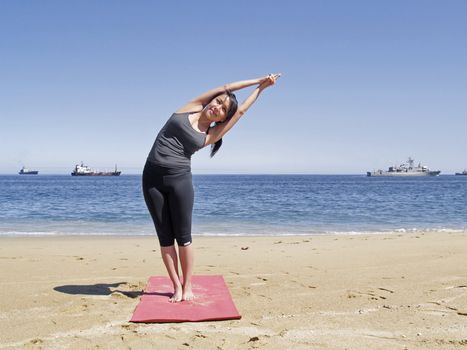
[178, 244, 194, 300]
[142, 165, 182, 302]
[160, 245, 183, 302]
[166, 172, 195, 301]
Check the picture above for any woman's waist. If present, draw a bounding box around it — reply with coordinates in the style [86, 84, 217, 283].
[144, 159, 191, 176]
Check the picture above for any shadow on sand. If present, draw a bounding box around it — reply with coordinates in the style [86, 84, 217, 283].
[54, 282, 142, 298]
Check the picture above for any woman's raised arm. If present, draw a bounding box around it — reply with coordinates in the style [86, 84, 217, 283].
[204, 73, 281, 145]
[177, 76, 272, 113]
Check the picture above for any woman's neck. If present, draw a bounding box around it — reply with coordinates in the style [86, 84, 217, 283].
[195, 111, 212, 132]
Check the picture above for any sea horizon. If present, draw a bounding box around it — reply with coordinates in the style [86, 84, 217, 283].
[0, 172, 464, 176]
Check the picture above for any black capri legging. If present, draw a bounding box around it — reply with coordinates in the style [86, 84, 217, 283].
[142, 161, 194, 247]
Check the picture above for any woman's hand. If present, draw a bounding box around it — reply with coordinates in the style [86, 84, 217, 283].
[259, 73, 281, 90]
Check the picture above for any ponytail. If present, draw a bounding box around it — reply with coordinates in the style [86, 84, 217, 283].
[210, 138, 222, 158]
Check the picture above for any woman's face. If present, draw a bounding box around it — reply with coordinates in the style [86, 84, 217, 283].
[205, 94, 231, 123]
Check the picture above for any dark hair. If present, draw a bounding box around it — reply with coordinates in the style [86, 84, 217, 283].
[208, 90, 238, 157]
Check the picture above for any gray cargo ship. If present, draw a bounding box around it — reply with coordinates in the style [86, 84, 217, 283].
[19, 166, 39, 175]
[367, 158, 440, 177]
[71, 163, 121, 176]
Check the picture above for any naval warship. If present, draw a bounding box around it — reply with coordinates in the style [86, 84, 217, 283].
[367, 158, 440, 177]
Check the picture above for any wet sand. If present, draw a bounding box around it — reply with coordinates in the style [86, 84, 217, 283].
[1, 232, 466, 349]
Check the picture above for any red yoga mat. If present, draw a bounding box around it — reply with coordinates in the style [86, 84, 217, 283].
[130, 275, 241, 323]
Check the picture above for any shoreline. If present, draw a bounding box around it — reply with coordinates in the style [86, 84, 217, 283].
[1, 228, 466, 238]
[1, 232, 467, 349]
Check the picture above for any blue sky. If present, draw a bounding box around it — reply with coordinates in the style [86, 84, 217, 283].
[1, 0, 466, 174]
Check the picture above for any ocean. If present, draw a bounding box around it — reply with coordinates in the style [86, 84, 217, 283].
[0, 174, 466, 236]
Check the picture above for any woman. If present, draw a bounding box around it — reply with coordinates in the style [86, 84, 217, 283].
[142, 73, 280, 302]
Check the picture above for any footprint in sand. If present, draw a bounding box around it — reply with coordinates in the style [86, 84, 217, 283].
[248, 336, 260, 343]
[121, 324, 138, 333]
[347, 289, 391, 300]
[378, 287, 395, 294]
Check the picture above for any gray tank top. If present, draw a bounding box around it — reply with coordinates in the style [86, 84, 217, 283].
[147, 112, 206, 172]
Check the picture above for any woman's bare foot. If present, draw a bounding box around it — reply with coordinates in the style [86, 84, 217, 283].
[182, 283, 195, 301]
[169, 284, 183, 303]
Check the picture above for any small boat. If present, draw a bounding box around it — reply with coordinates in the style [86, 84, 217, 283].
[455, 170, 467, 176]
[367, 157, 440, 177]
[71, 163, 121, 176]
[19, 166, 39, 175]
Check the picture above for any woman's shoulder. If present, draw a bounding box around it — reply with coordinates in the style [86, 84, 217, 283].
[175, 102, 203, 114]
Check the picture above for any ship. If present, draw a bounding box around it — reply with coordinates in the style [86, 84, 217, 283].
[71, 163, 121, 176]
[19, 166, 39, 175]
[455, 170, 467, 176]
[367, 158, 441, 177]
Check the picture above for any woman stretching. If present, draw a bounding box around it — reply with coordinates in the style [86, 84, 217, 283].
[142, 73, 280, 302]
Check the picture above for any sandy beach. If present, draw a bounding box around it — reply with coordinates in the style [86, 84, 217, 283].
[1, 232, 466, 349]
